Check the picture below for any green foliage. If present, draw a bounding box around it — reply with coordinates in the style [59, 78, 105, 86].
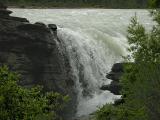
[96, 103, 148, 120]
[127, 13, 160, 63]
[148, 0, 160, 8]
[148, 0, 157, 8]
[3, 0, 148, 8]
[96, 104, 131, 120]
[95, 8, 160, 120]
[0, 65, 69, 120]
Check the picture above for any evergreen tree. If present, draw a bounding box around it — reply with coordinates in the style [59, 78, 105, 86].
[95, 7, 160, 120]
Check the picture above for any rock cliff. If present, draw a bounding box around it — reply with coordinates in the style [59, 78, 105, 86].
[0, 4, 76, 119]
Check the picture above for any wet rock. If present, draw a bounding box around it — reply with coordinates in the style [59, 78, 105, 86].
[0, 15, 29, 23]
[100, 81, 121, 95]
[17, 23, 50, 33]
[9, 16, 29, 22]
[0, 3, 28, 22]
[0, 9, 12, 16]
[0, 3, 12, 17]
[35, 22, 46, 27]
[106, 63, 124, 82]
[111, 63, 124, 73]
[114, 98, 124, 106]
[101, 63, 124, 95]
[106, 71, 123, 81]
[48, 24, 57, 31]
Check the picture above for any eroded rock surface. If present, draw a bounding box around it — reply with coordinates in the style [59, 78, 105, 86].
[100, 63, 124, 95]
[0, 4, 77, 119]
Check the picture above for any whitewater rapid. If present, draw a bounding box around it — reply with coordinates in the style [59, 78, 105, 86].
[11, 9, 152, 117]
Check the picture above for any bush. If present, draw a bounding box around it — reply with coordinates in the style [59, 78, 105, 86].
[0, 65, 69, 120]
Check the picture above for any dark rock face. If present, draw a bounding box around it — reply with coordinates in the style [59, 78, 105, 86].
[100, 81, 121, 95]
[0, 2, 12, 17]
[48, 24, 57, 31]
[114, 98, 125, 106]
[111, 63, 124, 73]
[106, 72, 123, 81]
[0, 4, 76, 119]
[0, 2, 7, 9]
[0, 9, 12, 16]
[106, 63, 124, 81]
[34, 22, 46, 27]
[17, 23, 50, 32]
[100, 63, 124, 95]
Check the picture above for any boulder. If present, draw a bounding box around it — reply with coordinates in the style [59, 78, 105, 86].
[106, 71, 123, 81]
[35, 22, 46, 27]
[102, 63, 124, 94]
[100, 81, 121, 95]
[48, 24, 57, 31]
[111, 63, 124, 73]
[102, 63, 133, 95]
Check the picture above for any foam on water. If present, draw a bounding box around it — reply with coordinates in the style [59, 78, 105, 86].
[57, 27, 123, 116]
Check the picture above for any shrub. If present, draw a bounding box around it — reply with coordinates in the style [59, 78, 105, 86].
[0, 65, 69, 120]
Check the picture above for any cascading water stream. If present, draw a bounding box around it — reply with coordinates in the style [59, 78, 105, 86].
[57, 27, 125, 116]
[11, 9, 152, 118]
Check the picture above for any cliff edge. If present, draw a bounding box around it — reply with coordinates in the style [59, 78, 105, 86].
[0, 3, 77, 119]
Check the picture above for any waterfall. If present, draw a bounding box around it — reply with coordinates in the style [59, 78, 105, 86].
[57, 27, 126, 116]
[11, 8, 152, 118]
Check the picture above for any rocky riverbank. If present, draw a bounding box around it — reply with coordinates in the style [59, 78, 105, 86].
[100, 62, 135, 106]
[100, 63, 124, 95]
[0, 3, 77, 119]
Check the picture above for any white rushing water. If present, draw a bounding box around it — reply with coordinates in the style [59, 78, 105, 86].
[11, 9, 153, 117]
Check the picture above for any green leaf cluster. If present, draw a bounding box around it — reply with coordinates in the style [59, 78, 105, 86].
[0, 66, 69, 120]
[3, 0, 149, 8]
